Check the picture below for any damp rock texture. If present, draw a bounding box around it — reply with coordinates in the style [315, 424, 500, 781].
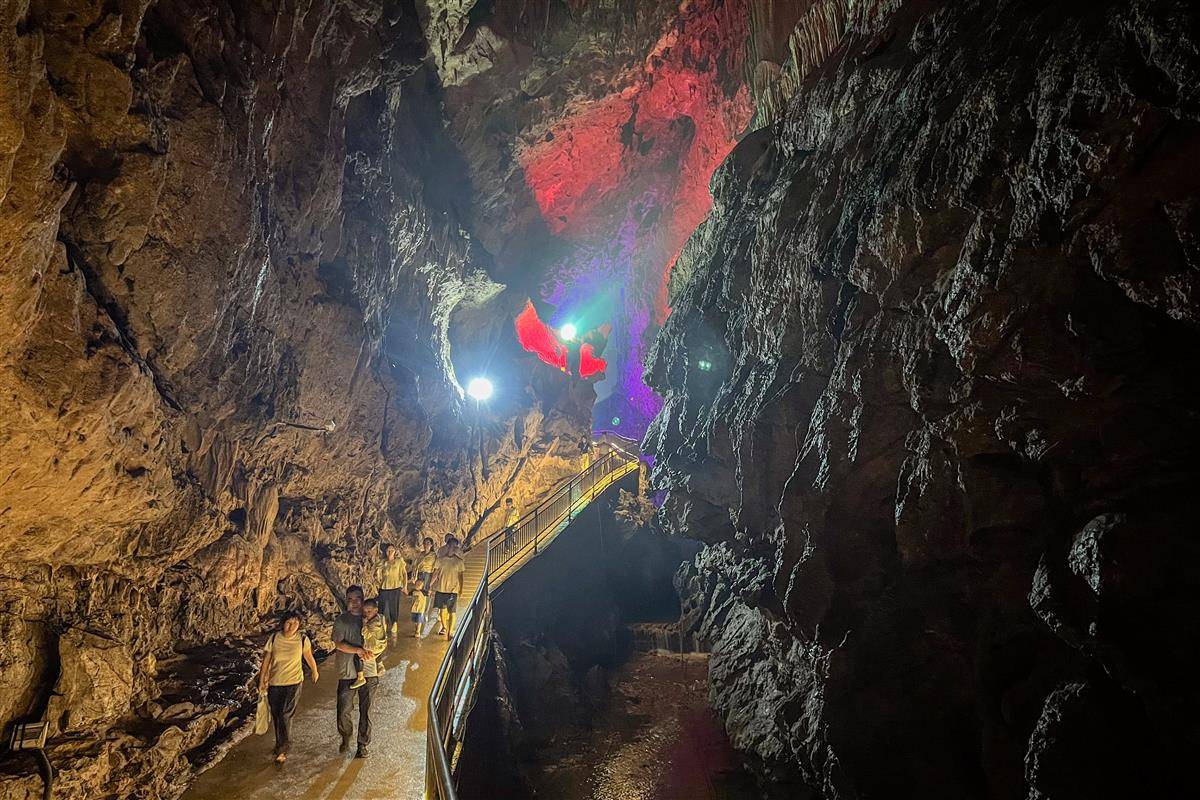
[0, 0, 758, 794]
[0, 0, 604, 796]
[649, 1, 1200, 797]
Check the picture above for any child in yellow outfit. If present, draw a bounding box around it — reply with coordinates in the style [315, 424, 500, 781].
[350, 598, 388, 688]
[410, 586, 428, 637]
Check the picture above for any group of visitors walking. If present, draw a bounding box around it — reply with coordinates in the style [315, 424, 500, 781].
[255, 534, 469, 763]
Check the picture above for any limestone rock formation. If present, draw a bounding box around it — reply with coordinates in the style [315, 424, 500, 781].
[46, 630, 135, 735]
[650, 0, 1200, 797]
[4, 0, 1197, 797]
[0, 0, 618, 794]
[0, 0, 761, 795]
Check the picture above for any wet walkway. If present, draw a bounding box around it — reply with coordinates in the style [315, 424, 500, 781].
[183, 549, 489, 800]
[184, 438, 638, 800]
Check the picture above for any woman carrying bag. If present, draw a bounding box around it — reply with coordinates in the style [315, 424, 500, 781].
[257, 611, 319, 763]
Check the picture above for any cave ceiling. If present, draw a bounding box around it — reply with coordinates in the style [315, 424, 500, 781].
[416, 0, 754, 435]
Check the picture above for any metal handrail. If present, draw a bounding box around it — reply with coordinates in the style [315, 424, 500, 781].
[483, 448, 637, 585]
[479, 431, 640, 549]
[426, 550, 491, 800]
[425, 437, 640, 800]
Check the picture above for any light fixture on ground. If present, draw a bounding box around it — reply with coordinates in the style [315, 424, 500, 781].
[466, 377, 494, 401]
[559, 323, 577, 341]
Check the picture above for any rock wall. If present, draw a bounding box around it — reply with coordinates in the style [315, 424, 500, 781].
[0, 0, 596, 796]
[7, 0, 1197, 796]
[648, 0, 1200, 797]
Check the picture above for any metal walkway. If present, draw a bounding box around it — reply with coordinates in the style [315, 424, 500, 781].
[181, 434, 638, 800]
[426, 433, 640, 800]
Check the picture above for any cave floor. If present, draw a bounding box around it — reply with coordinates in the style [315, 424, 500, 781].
[527, 652, 758, 800]
[182, 543, 493, 800]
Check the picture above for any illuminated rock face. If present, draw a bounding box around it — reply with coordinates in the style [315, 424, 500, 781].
[0, 0, 759, 793]
[5, 0, 1197, 797]
[0, 1, 598, 795]
[649, 0, 1200, 797]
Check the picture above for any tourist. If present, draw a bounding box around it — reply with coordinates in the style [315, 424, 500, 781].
[502, 497, 520, 552]
[431, 536, 466, 639]
[376, 544, 406, 638]
[257, 611, 319, 764]
[333, 585, 378, 758]
[415, 537, 437, 591]
[410, 584, 428, 637]
[350, 598, 388, 688]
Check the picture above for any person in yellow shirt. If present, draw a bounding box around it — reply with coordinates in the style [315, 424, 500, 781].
[350, 599, 388, 689]
[410, 586, 428, 638]
[414, 537, 437, 592]
[502, 497, 520, 553]
[375, 544, 406, 639]
[257, 612, 319, 764]
[431, 536, 466, 638]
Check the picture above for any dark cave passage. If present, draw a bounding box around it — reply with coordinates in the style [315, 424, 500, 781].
[2, 1, 1198, 799]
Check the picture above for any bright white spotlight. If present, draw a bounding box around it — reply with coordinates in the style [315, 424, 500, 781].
[466, 377, 494, 401]
[559, 323, 577, 341]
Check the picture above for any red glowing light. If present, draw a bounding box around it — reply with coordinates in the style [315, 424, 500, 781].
[518, 0, 752, 325]
[514, 301, 609, 379]
[515, 301, 567, 371]
[579, 344, 606, 379]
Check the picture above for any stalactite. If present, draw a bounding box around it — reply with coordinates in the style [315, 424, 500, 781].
[748, 0, 895, 129]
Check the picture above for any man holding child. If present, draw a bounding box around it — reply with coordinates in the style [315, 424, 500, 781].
[332, 585, 380, 759]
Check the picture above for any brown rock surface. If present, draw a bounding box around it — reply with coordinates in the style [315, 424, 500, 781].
[46, 629, 135, 735]
[650, 0, 1200, 797]
[0, 0, 629, 795]
[4, 0, 1198, 797]
[1, 0, 759, 794]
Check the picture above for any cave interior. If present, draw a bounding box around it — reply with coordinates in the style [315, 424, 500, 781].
[0, 0, 1198, 798]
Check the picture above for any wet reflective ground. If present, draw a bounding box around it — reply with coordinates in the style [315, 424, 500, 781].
[529, 652, 759, 800]
[182, 619, 447, 800]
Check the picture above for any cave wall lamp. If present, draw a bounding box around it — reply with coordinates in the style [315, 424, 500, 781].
[466, 377, 494, 401]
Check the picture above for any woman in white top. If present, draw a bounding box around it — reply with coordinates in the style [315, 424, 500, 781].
[415, 537, 437, 592]
[258, 611, 319, 763]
